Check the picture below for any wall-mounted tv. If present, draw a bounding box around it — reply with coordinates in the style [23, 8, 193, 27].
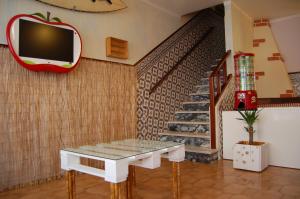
[19, 19, 74, 63]
[6, 14, 82, 73]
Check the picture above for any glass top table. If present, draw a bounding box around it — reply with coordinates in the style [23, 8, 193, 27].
[62, 139, 183, 160]
[60, 139, 185, 199]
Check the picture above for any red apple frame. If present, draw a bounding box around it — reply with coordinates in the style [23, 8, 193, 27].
[6, 14, 82, 73]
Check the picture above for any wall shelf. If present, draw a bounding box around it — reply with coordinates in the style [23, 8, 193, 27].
[106, 37, 128, 59]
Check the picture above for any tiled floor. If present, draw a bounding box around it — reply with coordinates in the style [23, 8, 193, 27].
[0, 160, 300, 199]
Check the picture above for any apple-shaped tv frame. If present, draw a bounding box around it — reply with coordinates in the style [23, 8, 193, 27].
[6, 14, 82, 73]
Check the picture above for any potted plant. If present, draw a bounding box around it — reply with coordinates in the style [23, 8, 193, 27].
[233, 110, 268, 172]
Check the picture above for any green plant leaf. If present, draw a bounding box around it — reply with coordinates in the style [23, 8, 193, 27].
[31, 12, 46, 21]
[51, 17, 62, 23]
[237, 109, 261, 130]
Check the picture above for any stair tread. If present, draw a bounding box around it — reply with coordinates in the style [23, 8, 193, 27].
[175, 111, 209, 114]
[168, 121, 210, 124]
[182, 101, 210, 104]
[185, 145, 218, 154]
[189, 92, 210, 95]
[160, 131, 210, 138]
[195, 85, 209, 88]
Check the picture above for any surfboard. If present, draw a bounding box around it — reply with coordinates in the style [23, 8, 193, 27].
[36, 0, 127, 13]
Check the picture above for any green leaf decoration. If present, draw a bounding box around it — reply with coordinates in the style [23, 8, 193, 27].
[237, 110, 261, 128]
[31, 12, 46, 21]
[237, 109, 263, 143]
[51, 17, 62, 23]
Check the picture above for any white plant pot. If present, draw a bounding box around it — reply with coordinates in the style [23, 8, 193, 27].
[233, 141, 269, 172]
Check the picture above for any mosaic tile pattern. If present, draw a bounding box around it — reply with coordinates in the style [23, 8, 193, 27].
[289, 73, 300, 96]
[136, 9, 225, 140]
[217, 78, 235, 159]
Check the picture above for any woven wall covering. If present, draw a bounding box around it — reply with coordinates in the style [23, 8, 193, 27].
[0, 46, 136, 191]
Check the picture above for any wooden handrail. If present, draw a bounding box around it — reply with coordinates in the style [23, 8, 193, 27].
[209, 50, 231, 149]
[150, 27, 214, 94]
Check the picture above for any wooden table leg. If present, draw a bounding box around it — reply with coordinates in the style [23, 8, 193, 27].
[66, 170, 76, 199]
[126, 165, 135, 199]
[110, 182, 123, 199]
[172, 162, 181, 199]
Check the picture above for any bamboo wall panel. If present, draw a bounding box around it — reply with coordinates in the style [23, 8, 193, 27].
[0, 46, 137, 191]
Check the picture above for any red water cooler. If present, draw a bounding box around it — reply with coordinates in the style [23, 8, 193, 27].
[234, 53, 257, 110]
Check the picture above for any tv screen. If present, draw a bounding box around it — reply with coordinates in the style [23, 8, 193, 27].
[19, 19, 74, 62]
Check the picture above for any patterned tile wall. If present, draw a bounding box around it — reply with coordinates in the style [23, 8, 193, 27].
[289, 73, 300, 96]
[136, 9, 226, 140]
[216, 78, 235, 158]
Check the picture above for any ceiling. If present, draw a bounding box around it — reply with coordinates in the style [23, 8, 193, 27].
[233, 0, 300, 19]
[140, 0, 223, 18]
[141, 0, 300, 19]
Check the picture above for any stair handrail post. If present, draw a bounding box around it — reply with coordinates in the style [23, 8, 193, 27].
[209, 75, 216, 149]
[209, 50, 231, 149]
[223, 62, 227, 82]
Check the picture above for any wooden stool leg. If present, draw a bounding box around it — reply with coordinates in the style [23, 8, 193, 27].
[66, 170, 76, 199]
[126, 165, 135, 199]
[110, 183, 115, 199]
[110, 182, 122, 199]
[132, 165, 136, 186]
[172, 162, 181, 199]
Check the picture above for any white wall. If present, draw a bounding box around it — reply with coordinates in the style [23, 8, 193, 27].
[271, 15, 300, 73]
[223, 108, 300, 169]
[224, 1, 234, 75]
[0, 0, 190, 65]
[224, 1, 254, 75]
[231, 1, 253, 53]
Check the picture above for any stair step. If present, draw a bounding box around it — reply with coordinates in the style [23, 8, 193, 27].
[195, 85, 208, 88]
[190, 91, 210, 96]
[185, 145, 218, 163]
[182, 101, 209, 104]
[182, 101, 209, 111]
[194, 85, 209, 93]
[206, 71, 213, 76]
[159, 131, 210, 139]
[189, 92, 210, 101]
[159, 135, 210, 148]
[167, 121, 209, 125]
[167, 121, 209, 134]
[175, 110, 209, 113]
[201, 78, 209, 85]
[175, 111, 209, 122]
[185, 145, 218, 155]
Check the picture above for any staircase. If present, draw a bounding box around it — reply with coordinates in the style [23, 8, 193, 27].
[159, 59, 221, 163]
